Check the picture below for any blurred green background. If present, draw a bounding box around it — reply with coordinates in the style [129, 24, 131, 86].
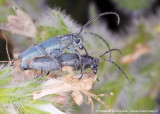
[0, 0, 160, 114]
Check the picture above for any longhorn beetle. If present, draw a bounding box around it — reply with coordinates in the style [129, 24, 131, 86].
[27, 48, 131, 86]
[17, 12, 120, 70]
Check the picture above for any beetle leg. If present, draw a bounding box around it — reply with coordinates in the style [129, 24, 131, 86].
[50, 50, 61, 55]
[46, 72, 50, 75]
[79, 74, 83, 79]
[59, 42, 65, 52]
[79, 73, 84, 79]
[75, 50, 82, 60]
[68, 47, 82, 60]
[79, 64, 85, 79]
[56, 59, 63, 71]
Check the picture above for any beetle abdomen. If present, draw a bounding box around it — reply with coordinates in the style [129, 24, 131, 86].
[29, 57, 60, 71]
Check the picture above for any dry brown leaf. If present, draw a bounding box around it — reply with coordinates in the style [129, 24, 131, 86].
[121, 44, 151, 64]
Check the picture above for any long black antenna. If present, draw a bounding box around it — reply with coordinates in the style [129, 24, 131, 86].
[78, 12, 120, 35]
[82, 45, 89, 55]
[100, 59, 131, 86]
[98, 49, 122, 60]
[83, 32, 112, 62]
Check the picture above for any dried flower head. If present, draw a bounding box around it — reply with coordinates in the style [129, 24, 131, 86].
[6, 8, 37, 38]
[33, 66, 110, 114]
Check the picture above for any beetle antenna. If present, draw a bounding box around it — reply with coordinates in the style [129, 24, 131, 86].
[78, 12, 120, 35]
[82, 45, 89, 55]
[100, 59, 131, 86]
[83, 32, 112, 62]
[99, 49, 122, 60]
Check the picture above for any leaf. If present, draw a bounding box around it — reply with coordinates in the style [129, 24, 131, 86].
[57, 11, 68, 34]
[22, 105, 50, 114]
[0, 77, 12, 86]
[0, 69, 10, 77]
[0, 94, 24, 105]
[133, 97, 156, 110]
[0, 107, 6, 114]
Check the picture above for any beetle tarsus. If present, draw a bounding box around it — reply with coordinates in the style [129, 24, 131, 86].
[79, 73, 83, 79]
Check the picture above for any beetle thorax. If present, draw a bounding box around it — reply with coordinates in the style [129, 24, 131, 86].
[81, 55, 99, 74]
[61, 34, 73, 47]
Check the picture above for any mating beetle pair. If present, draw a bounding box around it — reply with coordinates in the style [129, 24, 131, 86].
[18, 12, 120, 70]
[18, 33, 83, 69]
[16, 12, 130, 85]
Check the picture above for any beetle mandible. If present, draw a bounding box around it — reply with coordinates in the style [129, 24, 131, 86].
[17, 12, 120, 70]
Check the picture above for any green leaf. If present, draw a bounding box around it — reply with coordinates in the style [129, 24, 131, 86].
[0, 94, 24, 105]
[133, 97, 156, 110]
[0, 69, 10, 77]
[31, 99, 51, 105]
[0, 107, 6, 114]
[22, 105, 50, 114]
[57, 11, 68, 34]
[37, 25, 70, 42]
[115, 0, 154, 11]
[0, 77, 12, 86]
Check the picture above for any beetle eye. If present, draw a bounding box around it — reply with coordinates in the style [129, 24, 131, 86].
[73, 34, 77, 38]
[75, 39, 80, 44]
[93, 64, 97, 68]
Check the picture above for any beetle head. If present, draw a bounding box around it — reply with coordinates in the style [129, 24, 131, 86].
[90, 57, 99, 74]
[72, 33, 83, 50]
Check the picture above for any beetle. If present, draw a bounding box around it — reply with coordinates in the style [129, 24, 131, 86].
[27, 48, 131, 85]
[17, 12, 120, 70]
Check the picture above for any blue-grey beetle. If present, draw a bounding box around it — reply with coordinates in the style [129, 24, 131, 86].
[17, 12, 120, 70]
[27, 48, 131, 86]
